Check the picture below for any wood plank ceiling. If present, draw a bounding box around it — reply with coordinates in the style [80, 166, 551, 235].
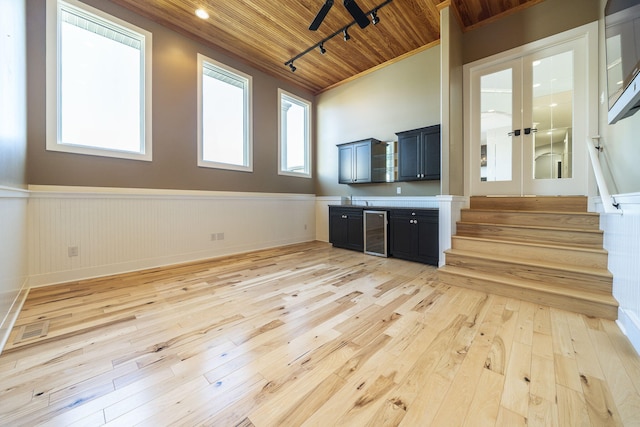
[109, 0, 546, 94]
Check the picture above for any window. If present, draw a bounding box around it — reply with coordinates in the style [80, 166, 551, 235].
[46, 0, 152, 161]
[278, 89, 311, 177]
[197, 54, 253, 171]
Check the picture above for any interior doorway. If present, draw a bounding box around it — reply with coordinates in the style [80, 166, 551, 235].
[464, 23, 597, 196]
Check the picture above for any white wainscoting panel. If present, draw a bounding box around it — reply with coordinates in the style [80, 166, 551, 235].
[0, 187, 29, 352]
[28, 187, 316, 287]
[592, 193, 640, 355]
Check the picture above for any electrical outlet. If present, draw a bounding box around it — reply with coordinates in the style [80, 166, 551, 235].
[68, 246, 78, 257]
[210, 233, 217, 241]
[217, 232, 225, 241]
[396, 187, 402, 195]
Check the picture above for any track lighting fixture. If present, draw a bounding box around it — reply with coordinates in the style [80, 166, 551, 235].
[284, 0, 392, 72]
[371, 10, 379, 25]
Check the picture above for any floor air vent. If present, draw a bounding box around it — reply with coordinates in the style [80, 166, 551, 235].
[14, 320, 50, 344]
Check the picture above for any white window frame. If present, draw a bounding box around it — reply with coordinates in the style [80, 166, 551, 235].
[197, 54, 253, 172]
[278, 89, 312, 178]
[45, 0, 152, 161]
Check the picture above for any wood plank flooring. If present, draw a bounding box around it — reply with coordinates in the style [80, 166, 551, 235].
[1, 241, 639, 426]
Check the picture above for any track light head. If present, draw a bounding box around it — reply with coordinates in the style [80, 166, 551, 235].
[319, 42, 326, 54]
[289, 62, 297, 72]
[371, 10, 379, 25]
[343, 28, 350, 41]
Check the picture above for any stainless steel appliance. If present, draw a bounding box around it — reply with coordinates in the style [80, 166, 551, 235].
[364, 210, 388, 257]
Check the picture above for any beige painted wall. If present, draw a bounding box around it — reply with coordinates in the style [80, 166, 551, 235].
[462, 0, 600, 64]
[440, 6, 464, 196]
[597, 0, 640, 195]
[315, 46, 442, 197]
[26, 0, 315, 194]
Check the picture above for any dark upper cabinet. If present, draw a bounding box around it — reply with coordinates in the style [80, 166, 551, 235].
[329, 206, 364, 251]
[396, 125, 441, 181]
[389, 208, 439, 265]
[337, 138, 387, 184]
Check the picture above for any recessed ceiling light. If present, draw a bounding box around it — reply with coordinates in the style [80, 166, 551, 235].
[195, 8, 209, 19]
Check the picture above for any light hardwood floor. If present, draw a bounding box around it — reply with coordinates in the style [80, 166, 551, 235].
[1, 241, 639, 426]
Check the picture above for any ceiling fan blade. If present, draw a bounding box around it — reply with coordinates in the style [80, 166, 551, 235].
[343, 0, 370, 29]
[309, 0, 334, 31]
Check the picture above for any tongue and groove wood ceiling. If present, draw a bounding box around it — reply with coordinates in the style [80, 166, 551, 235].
[109, 0, 545, 94]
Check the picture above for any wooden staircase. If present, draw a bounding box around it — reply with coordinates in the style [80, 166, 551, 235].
[438, 196, 618, 319]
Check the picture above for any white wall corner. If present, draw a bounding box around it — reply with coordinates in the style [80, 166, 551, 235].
[595, 192, 640, 355]
[437, 195, 469, 267]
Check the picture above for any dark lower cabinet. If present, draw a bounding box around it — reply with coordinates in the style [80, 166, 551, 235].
[389, 208, 439, 265]
[329, 206, 439, 266]
[329, 207, 363, 251]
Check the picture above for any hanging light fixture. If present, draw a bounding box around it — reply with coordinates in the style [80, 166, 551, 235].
[284, 0, 392, 72]
[343, 27, 351, 41]
[371, 10, 379, 25]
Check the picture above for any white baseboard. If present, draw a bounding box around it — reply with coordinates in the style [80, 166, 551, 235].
[29, 236, 315, 288]
[0, 279, 29, 355]
[617, 308, 640, 357]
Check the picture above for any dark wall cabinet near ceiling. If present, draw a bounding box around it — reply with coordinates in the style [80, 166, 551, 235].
[338, 138, 388, 184]
[396, 125, 441, 181]
[328, 206, 364, 251]
[329, 206, 439, 266]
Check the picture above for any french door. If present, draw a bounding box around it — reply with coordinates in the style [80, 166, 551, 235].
[466, 31, 592, 196]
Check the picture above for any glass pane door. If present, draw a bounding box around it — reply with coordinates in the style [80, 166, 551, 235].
[470, 59, 522, 195]
[531, 50, 574, 180]
[522, 41, 587, 196]
[468, 35, 588, 196]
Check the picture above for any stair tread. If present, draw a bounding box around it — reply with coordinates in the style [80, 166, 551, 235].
[438, 265, 618, 305]
[444, 248, 613, 278]
[451, 235, 608, 255]
[462, 208, 599, 217]
[457, 221, 604, 234]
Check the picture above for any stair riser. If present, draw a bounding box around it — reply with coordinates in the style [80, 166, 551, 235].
[445, 253, 612, 295]
[460, 210, 600, 230]
[470, 196, 587, 212]
[438, 270, 617, 320]
[456, 223, 603, 249]
[451, 237, 609, 269]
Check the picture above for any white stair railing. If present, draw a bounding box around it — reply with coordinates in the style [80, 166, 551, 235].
[586, 136, 622, 215]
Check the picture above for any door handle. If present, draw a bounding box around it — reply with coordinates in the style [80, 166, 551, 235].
[524, 127, 538, 135]
[508, 129, 521, 136]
